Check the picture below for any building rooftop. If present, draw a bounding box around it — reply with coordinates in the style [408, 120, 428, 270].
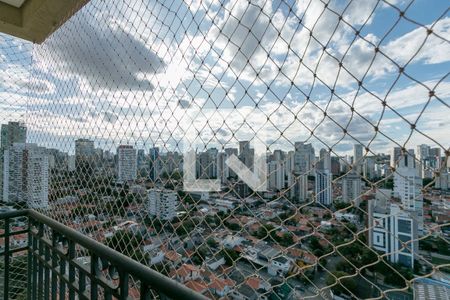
[414, 279, 450, 300]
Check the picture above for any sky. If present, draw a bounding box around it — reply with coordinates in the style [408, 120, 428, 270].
[0, 0, 449, 157]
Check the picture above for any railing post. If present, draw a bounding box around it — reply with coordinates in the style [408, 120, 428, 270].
[37, 223, 44, 300]
[58, 238, 66, 300]
[140, 281, 150, 300]
[90, 253, 98, 300]
[119, 271, 129, 300]
[68, 240, 76, 300]
[4, 218, 10, 300]
[31, 221, 38, 299]
[51, 230, 57, 300]
[27, 217, 33, 300]
[44, 240, 50, 300]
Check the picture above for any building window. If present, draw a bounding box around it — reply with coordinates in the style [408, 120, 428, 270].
[397, 219, 411, 233]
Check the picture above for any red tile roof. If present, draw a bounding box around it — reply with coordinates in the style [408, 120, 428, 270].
[245, 276, 261, 290]
[185, 280, 207, 293]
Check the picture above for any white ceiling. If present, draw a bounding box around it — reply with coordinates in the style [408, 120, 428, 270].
[1, 0, 26, 8]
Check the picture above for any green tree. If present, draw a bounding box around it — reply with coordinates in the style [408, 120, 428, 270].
[225, 221, 241, 231]
[106, 231, 142, 255]
[280, 232, 295, 247]
[220, 249, 240, 266]
[325, 271, 357, 296]
[207, 238, 218, 248]
[334, 201, 350, 210]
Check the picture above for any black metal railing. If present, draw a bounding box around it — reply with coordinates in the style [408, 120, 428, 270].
[0, 209, 208, 300]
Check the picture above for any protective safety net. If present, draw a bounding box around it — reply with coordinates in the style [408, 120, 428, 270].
[1, 0, 449, 299]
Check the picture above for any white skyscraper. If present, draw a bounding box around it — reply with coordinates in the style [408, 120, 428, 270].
[342, 171, 362, 205]
[117, 145, 137, 183]
[416, 144, 431, 179]
[353, 144, 364, 174]
[148, 189, 178, 221]
[285, 151, 295, 188]
[315, 169, 332, 206]
[3, 143, 49, 208]
[75, 138, 95, 173]
[197, 148, 218, 179]
[369, 201, 419, 269]
[391, 147, 402, 168]
[1, 122, 27, 201]
[68, 155, 76, 172]
[435, 171, 449, 190]
[268, 160, 284, 191]
[239, 141, 254, 169]
[394, 150, 423, 233]
[363, 156, 376, 180]
[149, 147, 160, 182]
[416, 144, 430, 161]
[319, 148, 331, 171]
[291, 142, 314, 202]
[217, 152, 229, 184]
[224, 148, 238, 179]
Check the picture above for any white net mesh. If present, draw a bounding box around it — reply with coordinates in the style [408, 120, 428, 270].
[1, 0, 449, 299]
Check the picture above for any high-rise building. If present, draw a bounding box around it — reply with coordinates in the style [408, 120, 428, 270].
[117, 145, 137, 183]
[47, 148, 69, 171]
[236, 141, 254, 196]
[148, 189, 178, 221]
[319, 148, 331, 171]
[369, 200, 419, 269]
[394, 150, 423, 233]
[331, 156, 340, 176]
[363, 156, 376, 180]
[427, 147, 442, 177]
[391, 147, 402, 168]
[197, 148, 218, 179]
[137, 149, 146, 170]
[272, 149, 284, 162]
[268, 160, 284, 191]
[416, 144, 431, 179]
[342, 171, 362, 205]
[239, 141, 250, 157]
[238, 141, 254, 169]
[267, 150, 286, 191]
[339, 155, 351, 174]
[160, 151, 182, 176]
[217, 152, 228, 184]
[224, 148, 238, 179]
[75, 138, 95, 175]
[67, 155, 76, 172]
[291, 142, 314, 202]
[292, 174, 308, 202]
[353, 144, 363, 174]
[416, 144, 430, 161]
[315, 169, 332, 206]
[149, 147, 159, 182]
[1, 121, 27, 149]
[235, 181, 250, 198]
[0, 122, 27, 201]
[435, 171, 449, 190]
[3, 143, 49, 208]
[285, 151, 295, 188]
[429, 147, 441, 168]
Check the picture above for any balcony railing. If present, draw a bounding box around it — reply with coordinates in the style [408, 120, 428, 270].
[0, 209, 208, 300]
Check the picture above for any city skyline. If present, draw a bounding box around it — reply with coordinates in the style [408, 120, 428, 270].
[2, 123, 446, 161]
[1, 1, 449, 156]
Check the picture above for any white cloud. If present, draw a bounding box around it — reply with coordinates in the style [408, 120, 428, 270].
[33, 9, 165, 91]
[383, 17, 450, 66]
[1, 0, 449, 155]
